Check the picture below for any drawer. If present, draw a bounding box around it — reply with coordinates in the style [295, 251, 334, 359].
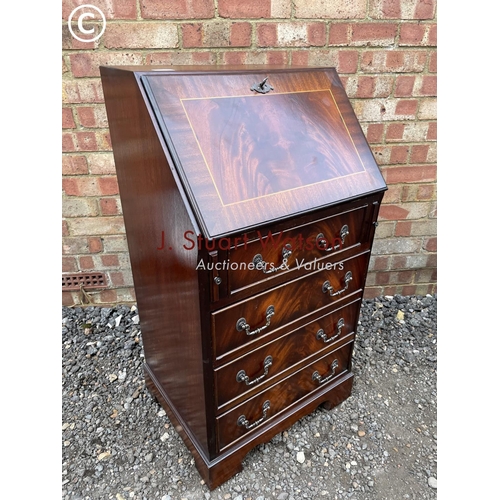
[214, 297, 361, 410]
[216, 340, 353, 450]
[227, 204, 369, 294]
[211, 250, 369, 360]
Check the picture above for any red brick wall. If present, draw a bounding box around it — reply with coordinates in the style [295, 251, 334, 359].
[62, 0, 437, 306]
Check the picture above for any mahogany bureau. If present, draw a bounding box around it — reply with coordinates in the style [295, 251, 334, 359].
[100, 65, 387, 489]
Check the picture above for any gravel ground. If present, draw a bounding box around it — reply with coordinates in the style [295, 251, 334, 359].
[62, 294, 437, 500]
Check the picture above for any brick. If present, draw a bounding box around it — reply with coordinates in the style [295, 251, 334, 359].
[401, 285, 417, 295]
[62, 133, 75, 152]
[428, 24, 437, 45]
[417, 75, 437, 96]
[351, 23, 397, 46]
[379, 205, 410, 220]
[218, 0, 291, 18]
[62, 1, 137, 20]
[62, 79, 104, 104]
[369, 0, 401, 19]
[386, 123, 405, 141]
[257, 22, 326, 47]
[100, 254, 120, 267]
[63, 237, 92, 255]
[368, 256, 391, 272]
[404, 254, 429, 269]
[221, 50, 287, 65]
[257, 23, 277, 46]
[375, 271, 390, 285]
[424, 237, 437, 252]
[354, 76, 375, 97]
[295, 0, 366, 19]
[98, 177, 119, 195]
[399, 23, 426, 45]
[62, 292, 75, 307]
[338, 51, 358, 73]
[103, 22, 178, 49]
[63, 177, 97, 196]
[361, 50, 426, 73]
[99, 197, 122, 215]
[426, 122, 437, 140]
[366, 123, 384, 143]
[415, 268, 436, 283]
[417, 184, 436, 200]
[140, 0, 214, 19]
[67, 217, 126, 236]
[328, 23, 349, 45]
[395, 100, 418, 117]
[62, 155, 88, 175]
[62, 23, 99, 50]
[79, 256, 95, 270]
[395, 220, 412, 236]
[374, 221, 395, 238]
[382, 184, 403, 203]
[407, 219, 437, 236]
[146, 51, 217, 65]
[109, 271, 125, 287]
[402, 122, 429, 142]
[62, 220, 70, 237]
[62, 108, 75, 128]
[62, 256, 78, 272]
[417, 98, 437, 120]
[183, 21, 251, 48]
[364, 286, 383, 299]
[413, 0, 436, 19]
[76, 106, 108, 128]
[372, 237, 421, 255]
[383, 165, 436, 183]
[69, 53, 143, 78]
[389, 145, 409, 164]
[62, 196, 99, 217]
[230, 22, 252, 46]
[394, 75, 415, 97]
[410, 145, 429, 163]
[117, 288, 136, 303]
[88, 237, 103, 253]
[428, 51, 437, 72]
[103, 235, 129, 252]
[87, 153, 116, 175]
[98, 289, 118, 304]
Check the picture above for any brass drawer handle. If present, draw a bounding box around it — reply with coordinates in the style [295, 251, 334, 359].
[322, 271, 353, 298]
[316, 318, 345, 344]
[236, 355, 273, 386]
[253, 244, 292, 274]
[312, 360, 339, 385]
[316, 224, 350, 252]
[236, 305, 275, 336]
[237, 400, 271, 430]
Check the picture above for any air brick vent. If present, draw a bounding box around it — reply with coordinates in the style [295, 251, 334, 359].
[62, 273, 107, 291]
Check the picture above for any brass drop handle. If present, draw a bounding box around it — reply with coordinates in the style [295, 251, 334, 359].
[236, 305, 275, 336]
[312, 360, 339, 385]
[253, 244, 292, 274]
[237, 400, 271, 430]
[236, 355, 273, 386]
[316, 224, 350, 252]
[322, 271, 353, 298]
[316, 318, 345, 344]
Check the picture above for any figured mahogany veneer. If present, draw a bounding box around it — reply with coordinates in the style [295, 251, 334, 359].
[100, 64, 386, 490]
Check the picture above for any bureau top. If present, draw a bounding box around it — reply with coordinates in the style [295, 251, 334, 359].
[101, 65, 387, 239]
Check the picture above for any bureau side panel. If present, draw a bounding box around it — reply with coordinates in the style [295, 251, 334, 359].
[100, 68, 209, 454]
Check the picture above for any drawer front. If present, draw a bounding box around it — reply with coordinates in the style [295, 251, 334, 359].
[211, 251, 369, 360]
[227, 204, 369, 294]
[214, 297, 361, 410]
[216, 340, 353, 450]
